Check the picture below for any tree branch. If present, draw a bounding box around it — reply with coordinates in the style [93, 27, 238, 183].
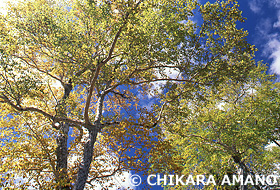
[13, 55, 64, 84]
[84, 1, 142, 125]
[126, 78, 206, 85]
[271, 139, 280, 148]
[0, 95, 88, 128]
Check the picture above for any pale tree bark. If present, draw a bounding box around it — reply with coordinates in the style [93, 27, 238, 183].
[56, 122, 70, 190]
[74, 94, 105, 190]
[55, 80, 72, 190]
[73, 128, 98, 190]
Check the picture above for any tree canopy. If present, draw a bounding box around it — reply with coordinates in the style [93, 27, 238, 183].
[0, 0, 277, 189]
[153, 64, 280, 189]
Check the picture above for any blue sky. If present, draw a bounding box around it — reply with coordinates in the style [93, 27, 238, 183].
[238, 0, 280, 76]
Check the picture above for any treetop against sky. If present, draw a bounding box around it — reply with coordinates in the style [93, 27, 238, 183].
[198, 0, 280, 77]
[0, 0, 279, 75]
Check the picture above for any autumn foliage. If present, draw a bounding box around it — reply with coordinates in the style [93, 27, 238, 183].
[0, 0, 279, 189]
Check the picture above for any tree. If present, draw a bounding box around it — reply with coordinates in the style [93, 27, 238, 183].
[153, 62, 280, 189]
[0, 0, 258, 189]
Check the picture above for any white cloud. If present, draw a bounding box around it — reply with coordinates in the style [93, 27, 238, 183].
[269, 0, 280, 8]
[273, 11, 280, 28]
[256, 18, 272, 36]
[251, 2, 280, 76]
[268, 38, 280, 75]
[249, 0, 262, 14]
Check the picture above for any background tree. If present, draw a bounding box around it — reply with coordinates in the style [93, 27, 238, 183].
[0, 0, 259, 189]
[153, 62, 280, 189]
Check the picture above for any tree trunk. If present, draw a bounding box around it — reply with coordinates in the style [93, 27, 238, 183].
[74, 128, 98, 190]
[55, 81, 72, 189]
[56, 123, 70, 190]
[232, 155, 261, 190]
[240, 164, 248, 190]
[74, 89, 105, 189]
